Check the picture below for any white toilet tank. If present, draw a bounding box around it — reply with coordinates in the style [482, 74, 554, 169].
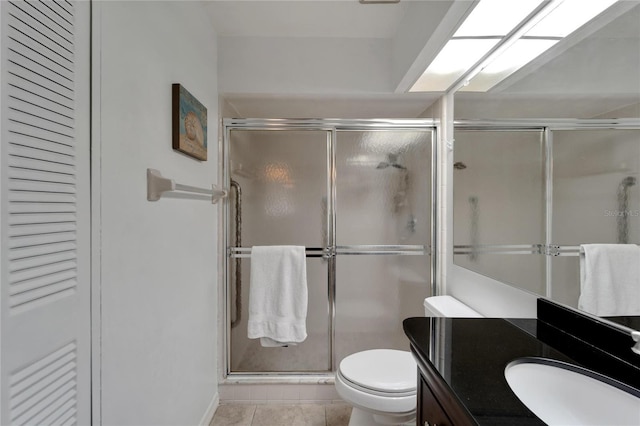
[423, 296, 483, 317]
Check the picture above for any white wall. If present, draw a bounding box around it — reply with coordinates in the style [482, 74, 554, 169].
[219, 37, 392, 94]
[449, 266, 538, 318]
[97, 2, 218, 424]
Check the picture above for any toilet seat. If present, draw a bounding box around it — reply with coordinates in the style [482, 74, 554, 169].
[339, 349, 417, 395]
[335, 349, 417, 417]
[337, 370, 416, 398]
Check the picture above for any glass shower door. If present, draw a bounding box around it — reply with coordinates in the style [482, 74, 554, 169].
[334, 129, 432, 363]
[225, 122, 436, 375]
[227, 129, 331, 372]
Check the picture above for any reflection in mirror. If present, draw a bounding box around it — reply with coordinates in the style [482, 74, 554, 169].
[453, 129, 545, 296]
[552, 129, 640, 312]
[604, 316, 640, 331]
[454, 1, 640, 120]
[452, 1, 640, 321]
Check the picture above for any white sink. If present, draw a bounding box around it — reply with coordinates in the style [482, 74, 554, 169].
[505, 358, 640, 426]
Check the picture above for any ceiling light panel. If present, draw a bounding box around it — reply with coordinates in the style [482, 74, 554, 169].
[410, 39, 499, 92]
[453, 0, 545, 37]
[461, 38, 559, 91]
[525, 0, 619, 37]
[409, 0, 620, 93]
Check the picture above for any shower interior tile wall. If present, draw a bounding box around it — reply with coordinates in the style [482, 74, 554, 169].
[219, 384, 342, 405]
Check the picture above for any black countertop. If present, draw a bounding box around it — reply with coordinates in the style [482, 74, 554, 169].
[605, 315, 640, 331]
[403, 316, 637, 425]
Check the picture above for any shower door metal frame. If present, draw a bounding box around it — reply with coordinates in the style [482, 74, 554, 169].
[222, 118, 438, 380]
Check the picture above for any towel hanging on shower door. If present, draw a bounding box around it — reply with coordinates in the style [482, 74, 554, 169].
[579, 244, 640, 316]
[248, 246, 308, 347]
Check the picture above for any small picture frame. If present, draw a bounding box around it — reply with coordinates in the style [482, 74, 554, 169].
[172, 84, 207, 161]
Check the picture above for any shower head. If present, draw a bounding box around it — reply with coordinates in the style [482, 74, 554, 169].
[376, 153, 406, 170]
[620, 176, 637, 188]
[454, 162, 467, 170]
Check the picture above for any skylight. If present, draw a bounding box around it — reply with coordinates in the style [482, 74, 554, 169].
[409, 0, 619, 93]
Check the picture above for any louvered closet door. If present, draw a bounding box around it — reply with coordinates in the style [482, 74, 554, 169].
[1, 0, 91, 424]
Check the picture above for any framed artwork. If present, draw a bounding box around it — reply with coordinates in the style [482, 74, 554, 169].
[172, 84, 207, 161]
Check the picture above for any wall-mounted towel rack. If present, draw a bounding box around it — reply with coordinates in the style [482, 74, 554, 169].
[147, 168, 227, 203]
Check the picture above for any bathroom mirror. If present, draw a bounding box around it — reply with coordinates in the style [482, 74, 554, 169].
[452, 1, 640, 324]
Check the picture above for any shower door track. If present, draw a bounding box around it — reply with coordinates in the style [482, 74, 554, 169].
[222, 118, 438, 380]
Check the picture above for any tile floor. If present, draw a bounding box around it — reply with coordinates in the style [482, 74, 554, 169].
[210, 404, 352, 426]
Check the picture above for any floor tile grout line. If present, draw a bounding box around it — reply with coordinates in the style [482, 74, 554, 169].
[249, 404, 257, 426]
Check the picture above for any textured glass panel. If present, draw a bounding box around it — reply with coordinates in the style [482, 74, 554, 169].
[335, 255, 429, 364]
[230, 257, 330, 372]
[453, 130, 545, 295]
[551, 129, 640, 308]
[553, 129, 640, 245]
[229, 130, 328, 247]
[228, 129, 329, 372]
[336, 130, 432, 246]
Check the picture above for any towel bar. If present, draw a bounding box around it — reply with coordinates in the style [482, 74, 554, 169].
[147, 168, 227, 203]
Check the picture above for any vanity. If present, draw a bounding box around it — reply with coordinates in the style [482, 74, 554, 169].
[403, 299, 640, 426]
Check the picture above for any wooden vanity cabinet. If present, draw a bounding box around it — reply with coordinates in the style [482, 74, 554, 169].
[412, 348, 477, 426]
[418, 374, 452, 426]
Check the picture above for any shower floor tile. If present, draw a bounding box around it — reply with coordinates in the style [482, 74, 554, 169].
[211, 403, 351, 426]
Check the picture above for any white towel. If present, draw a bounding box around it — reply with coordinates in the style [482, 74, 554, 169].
[248, 246, 308, 347]
[579, 244, 640, 316]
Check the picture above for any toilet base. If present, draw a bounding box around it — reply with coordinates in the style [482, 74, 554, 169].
[348, 407, 415, 426]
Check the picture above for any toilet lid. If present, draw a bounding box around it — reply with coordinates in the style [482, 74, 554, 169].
[339, 349, 417, 394]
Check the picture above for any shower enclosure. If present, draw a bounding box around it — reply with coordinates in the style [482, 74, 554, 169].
[222, 119, 435, 376]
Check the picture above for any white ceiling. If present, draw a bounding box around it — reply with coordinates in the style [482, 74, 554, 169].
[205, 0, 409, 38]
[208, 0, 640, 119]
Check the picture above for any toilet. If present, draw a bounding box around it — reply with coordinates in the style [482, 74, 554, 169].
[335, 296, 483, 425]
[335, 349, 417, 425]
